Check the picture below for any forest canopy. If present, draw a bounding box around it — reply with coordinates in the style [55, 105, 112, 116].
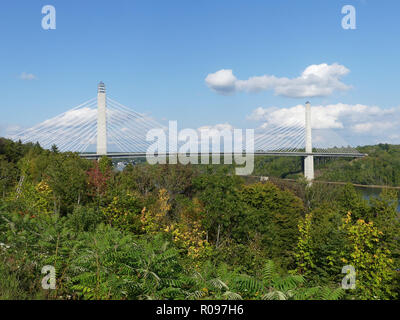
[0, 138, 399, 300]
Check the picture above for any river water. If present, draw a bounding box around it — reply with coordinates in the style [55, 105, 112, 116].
[356, 186, 400, 212]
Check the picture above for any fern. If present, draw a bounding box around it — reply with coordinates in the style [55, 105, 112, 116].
[222, 291, 243, 300]
[236, 276, 264, 293]
[262, 260, 275, 286]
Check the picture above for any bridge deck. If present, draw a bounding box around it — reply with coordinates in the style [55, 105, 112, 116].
[79, 152, 367, 159]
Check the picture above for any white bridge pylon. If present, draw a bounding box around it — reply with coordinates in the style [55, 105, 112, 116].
[9, 82, 366, 181]
[96, 82, 107, 155]
[304, 101, 314, 180]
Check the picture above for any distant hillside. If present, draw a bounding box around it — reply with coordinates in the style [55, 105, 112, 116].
[316, 144, 400, 186]
[253, 144, 400, 186]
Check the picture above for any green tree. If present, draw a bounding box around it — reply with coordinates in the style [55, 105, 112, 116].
[238, 182, 304, 269]
[341, 212, 396, 299]
[0, 156, 17, 198]
[294, 204, 347, 285]
[193, 168, 243, 248]
[368, 189, 400, 262]
[337, 184, 370, 220]
[46, 153, 90, 214]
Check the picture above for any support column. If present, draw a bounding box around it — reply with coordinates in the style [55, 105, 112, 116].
[97, 82, 107, 155]
[304, 101, 314, 181]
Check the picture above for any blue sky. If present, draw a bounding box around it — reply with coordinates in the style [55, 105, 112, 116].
[1, 0, 400, 146]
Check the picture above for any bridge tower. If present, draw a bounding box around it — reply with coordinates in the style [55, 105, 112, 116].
[97, 82, 107, 155]
[304, 101, 314, 181]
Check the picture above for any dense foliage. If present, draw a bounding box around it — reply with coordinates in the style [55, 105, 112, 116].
[317, 144, 400, 186]
[0, 138, 399, 300]
[253, 143, 400, 186]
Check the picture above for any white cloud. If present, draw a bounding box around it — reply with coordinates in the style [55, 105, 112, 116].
[40, 107, 97, 127]
[19, 72, 37, 80]
[205, 63, 351, 98]
[205, 70, 237, 95]
[351, 121, 395, 133]
[197, 123, 246, 148]
[249, 103, 400, 146]
[249, 103, 397, 129]
[198, 123, 234, 132]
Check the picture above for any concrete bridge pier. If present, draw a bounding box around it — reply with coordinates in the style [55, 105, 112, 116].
[304, 101, 314, 181]
[97, 82, 107, 156]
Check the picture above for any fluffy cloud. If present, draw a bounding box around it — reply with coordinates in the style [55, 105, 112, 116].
[248, 103, 400, 146]
[205, 63, 351, 98]
[198, 123, 234, 132]
[38, 107, 97, 128]
[351, 121, 395, 133]
[204, 70, 237, 95]
[19, 72, 37, 80]
[196, 123, 251, 150]
[197, 123, 235, 146]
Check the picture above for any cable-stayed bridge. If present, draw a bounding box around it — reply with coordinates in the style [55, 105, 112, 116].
[9, 82, 366, 180]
